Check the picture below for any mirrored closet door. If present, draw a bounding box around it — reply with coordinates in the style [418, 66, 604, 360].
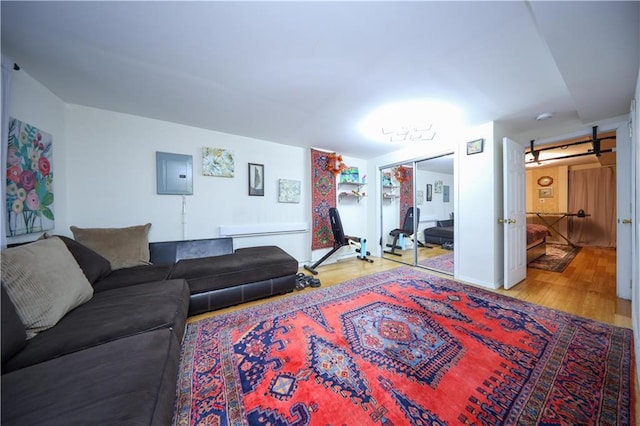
[380, 162, 415, 266]
[380, 153, 455, 274]
[414, 154, 454, 275]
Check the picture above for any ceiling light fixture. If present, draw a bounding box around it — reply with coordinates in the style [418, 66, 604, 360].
[381, 124, 436, 142]
[536, 112, 553, 121]
[358, 100, 462, 144]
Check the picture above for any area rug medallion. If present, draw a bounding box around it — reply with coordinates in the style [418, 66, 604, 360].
[173, 267, 634, 425]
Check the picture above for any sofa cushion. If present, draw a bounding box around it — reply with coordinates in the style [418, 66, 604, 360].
[1, 329, 179, 426]
[1, 286, 27, 366]
[92, 264, 172, 293]
[169, 245, 298, 294]
[70, 223, 151, 270]
[43, 234, 112, 284]
[1, 237, 94, 339]
[2, 279, 189, 373]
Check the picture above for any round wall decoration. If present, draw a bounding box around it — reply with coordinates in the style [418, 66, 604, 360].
[537, 176, 553, 187]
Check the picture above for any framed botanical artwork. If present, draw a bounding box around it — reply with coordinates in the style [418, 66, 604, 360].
[202, 147, 234, 177]
[248, 163, 264, 196]
[278, 179, 301, 203]
[466, 138, 484, 155]
[6, 118, 54, 236]
[416, 190, 424, 205]
[434, 180, 443, 194]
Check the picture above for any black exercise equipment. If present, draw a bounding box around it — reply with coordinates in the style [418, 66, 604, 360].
[304, 207, 373, 275]
[385, 207, 426, 256]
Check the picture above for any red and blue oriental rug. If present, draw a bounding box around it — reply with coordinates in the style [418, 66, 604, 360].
[173, 267, 634, 425]
[418, 252, 454, 274]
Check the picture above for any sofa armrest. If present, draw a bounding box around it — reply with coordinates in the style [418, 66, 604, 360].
[436, 220, 453, 227]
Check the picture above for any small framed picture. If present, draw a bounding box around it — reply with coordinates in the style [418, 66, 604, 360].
[426, 184, 432, 201]
[466, 138, 484, 155]
[248, 163, 264, 196]
[538, 187, 554, 198]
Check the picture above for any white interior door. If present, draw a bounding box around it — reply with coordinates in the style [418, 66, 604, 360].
[616, 122, 634, 300]
[503, 137, 527, 289]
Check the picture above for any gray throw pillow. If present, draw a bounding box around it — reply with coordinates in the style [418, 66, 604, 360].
[1, 237, 94, 339]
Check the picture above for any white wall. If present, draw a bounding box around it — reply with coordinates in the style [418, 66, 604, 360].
[454, 122, 502, 289]
[63, 104, 315, 260]
[6, 70, 373, 264]
[7, 70, 66, 245]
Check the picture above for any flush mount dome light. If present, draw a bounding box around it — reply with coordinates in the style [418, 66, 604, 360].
[358, 100, 462, 143]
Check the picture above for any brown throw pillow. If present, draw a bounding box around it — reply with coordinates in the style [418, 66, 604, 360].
[1, 237, 94, 339]
[70, 223, 152, 270]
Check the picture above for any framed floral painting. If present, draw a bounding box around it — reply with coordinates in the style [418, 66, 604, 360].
[202, 147, 234, 177]
[6, 118, 54, 236]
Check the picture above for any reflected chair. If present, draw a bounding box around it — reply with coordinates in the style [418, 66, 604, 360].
[384, 207, 426, 256]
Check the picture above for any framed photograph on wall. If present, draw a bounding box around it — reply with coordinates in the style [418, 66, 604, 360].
[466, 138, 484, 155]
[538, 187, 553, 198]
[248, 163, 264, 196]
[426, 184, 433, 201]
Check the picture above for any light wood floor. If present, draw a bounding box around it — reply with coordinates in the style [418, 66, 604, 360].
[190, 245, 630, 328]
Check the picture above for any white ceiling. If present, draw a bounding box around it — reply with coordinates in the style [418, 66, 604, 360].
[1, 1, 638, 159]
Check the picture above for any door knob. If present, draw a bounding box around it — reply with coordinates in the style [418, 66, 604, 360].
[507, 219, 516, 224]
[621, 219, 632, 224]
[498, 219, 505, 224]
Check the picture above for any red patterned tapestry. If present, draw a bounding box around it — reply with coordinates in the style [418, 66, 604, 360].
[398, 166, 413, 226]
[310, 149, 336, 249]
[173, 267, 634, 425]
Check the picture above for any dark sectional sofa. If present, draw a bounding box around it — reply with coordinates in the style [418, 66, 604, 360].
[1, 235, 298, 425]
[423, 219, 454, 245]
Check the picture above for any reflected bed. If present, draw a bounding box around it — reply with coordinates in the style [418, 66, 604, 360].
[527, 224, 550, 264]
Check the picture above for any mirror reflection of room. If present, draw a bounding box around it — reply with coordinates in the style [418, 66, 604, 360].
[416, 154, 454, 275]
[381, 164, 414, 266]
[380, 154, 454, 274]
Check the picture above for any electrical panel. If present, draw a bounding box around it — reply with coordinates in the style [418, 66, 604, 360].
[156, 151, 193, 195]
